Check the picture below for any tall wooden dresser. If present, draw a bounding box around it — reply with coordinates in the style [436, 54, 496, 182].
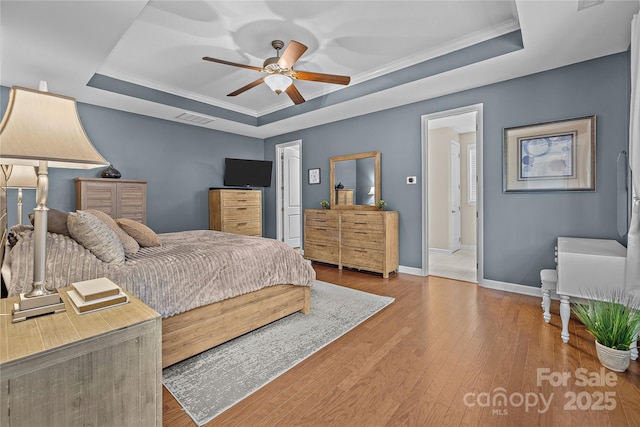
[75, 177, 147, 224]
[209, 189, 262, 236]
[304, 209, 398, 278]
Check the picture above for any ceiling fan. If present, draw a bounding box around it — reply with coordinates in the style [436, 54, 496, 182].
[203, 40, 350, 105]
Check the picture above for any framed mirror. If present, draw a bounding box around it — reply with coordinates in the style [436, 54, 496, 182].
[330, 151, 380, 210]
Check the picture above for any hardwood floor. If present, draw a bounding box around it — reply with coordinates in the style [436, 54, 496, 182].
[163, 264, 640, 426]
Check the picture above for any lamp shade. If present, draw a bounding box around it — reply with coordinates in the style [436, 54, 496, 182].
[368, 186, 375, 196]
[0, 86, 108, 169]
[264, 74, 292, 94]
[6, 165, 38, 189]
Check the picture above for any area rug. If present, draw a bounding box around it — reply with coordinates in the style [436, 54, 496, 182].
[162, 280, 394, 426]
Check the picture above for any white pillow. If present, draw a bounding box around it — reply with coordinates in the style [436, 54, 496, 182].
[67, 211, 125, 265]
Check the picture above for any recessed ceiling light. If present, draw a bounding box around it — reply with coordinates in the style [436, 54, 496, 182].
[175, 112, 216, 124]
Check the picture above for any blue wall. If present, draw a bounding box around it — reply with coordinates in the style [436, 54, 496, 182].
[2, 51, 630, 289]
[0, 89, 264, 233]
[265, 52, 630, 288]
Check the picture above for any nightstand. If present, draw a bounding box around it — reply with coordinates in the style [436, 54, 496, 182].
[0, 287, 162, 426]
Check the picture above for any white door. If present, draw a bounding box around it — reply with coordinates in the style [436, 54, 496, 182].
[281, 144, 301, 248]
[450, 140, 461, 252]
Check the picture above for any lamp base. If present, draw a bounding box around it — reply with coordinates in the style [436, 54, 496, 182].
[12, 292, 66, 323]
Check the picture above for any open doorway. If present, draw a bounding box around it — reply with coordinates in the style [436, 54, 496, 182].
[275, 140, 302, 249]
[422, 105, 483, 283]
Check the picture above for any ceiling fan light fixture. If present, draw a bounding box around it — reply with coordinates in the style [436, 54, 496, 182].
[264, 74, 292, 94]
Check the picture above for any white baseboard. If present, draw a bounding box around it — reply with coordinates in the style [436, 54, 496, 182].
[398, 265, 426, 276]
[428, 248, 452, 254]
[478, 278, 542, 297]
[461, 245, 476, 250]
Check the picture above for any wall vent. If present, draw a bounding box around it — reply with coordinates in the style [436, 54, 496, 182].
[175, 112, 216, 124]
[577, 0, 604, 11]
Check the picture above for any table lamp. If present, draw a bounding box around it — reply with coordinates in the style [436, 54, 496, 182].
[0, 83, 109, 322]
[6, 165, 38, 225]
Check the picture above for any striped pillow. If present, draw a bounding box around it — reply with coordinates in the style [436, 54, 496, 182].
[67, 211, 125, 265]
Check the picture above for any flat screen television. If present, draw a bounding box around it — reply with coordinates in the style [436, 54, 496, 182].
[223, 158, 273, 187]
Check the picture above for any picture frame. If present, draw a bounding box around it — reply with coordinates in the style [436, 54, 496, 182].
[308, 168, 321, 185]
[503, 115, 596, 192]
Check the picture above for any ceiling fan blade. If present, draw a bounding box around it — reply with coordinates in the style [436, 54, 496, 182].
[285, 84, 305, 105]
[203, 56, 264, 73]
[227, 77, 265, 96]
[277, 40, 308, 69]
[291, 70, 350, 85]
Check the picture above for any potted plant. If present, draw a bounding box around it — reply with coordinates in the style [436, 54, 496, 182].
[320, 200, 330, 209]
[376, 199, 387, 210]
[571, 291, 640, 372]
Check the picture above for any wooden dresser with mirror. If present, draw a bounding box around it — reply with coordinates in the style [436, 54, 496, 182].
[304, 151, 399, 278]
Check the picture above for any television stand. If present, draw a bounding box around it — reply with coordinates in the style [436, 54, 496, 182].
[208, 187, 260, 190]
[208, 188, 262, 236]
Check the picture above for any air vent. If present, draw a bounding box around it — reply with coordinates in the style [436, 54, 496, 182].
[176, 112, 216, 125]
[577, 0, 604, 11]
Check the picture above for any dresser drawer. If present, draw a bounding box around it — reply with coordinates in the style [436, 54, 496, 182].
[222, 206, 260, 222]
[340, 212, 384, 232]
[341, 247, 384, 271]
[341, 230, 384, 250]
[223, 221, 261, 236]
[221, 191, 261, 207]
[305, 210, 339, 228]
[305, 226, 339, 244]
[304, 242, 339, 265]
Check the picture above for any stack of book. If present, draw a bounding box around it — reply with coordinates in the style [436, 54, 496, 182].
[67, 277, 129, 314]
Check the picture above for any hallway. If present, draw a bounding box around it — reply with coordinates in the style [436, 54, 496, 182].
[429, 249, 477, 283]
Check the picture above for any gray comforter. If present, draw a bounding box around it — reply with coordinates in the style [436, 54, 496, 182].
[7, 228, 315, 318]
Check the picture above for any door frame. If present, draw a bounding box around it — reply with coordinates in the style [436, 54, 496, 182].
[449, 139, 461, 252]
[275, 139, 302, 244]
[421, 104, 483, 281]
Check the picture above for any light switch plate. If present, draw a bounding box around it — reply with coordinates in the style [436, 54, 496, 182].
[407, 176, 417, 184]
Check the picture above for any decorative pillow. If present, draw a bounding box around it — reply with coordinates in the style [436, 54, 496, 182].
[115, 218, 162, 247]
[67, 211, 125, 265]
[87, 209, 140, 255]
[29, 208, 70, 236]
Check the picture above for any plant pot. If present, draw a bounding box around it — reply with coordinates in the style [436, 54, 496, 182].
[595, 340, 631, 372]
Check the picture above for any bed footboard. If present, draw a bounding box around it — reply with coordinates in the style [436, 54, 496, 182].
[162, 284, 310, 368]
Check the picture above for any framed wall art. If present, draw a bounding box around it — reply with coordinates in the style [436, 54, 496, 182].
[503, 115, 596, 192]
[308, 168, 321, 185]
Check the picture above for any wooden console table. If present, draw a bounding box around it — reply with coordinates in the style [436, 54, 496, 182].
[0, 288, 162, 426]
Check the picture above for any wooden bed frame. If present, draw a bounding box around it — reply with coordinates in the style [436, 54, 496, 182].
[161, 284, 310, 368]
[0, 172, 311, 368]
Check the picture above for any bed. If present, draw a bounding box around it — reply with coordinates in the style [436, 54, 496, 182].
[5, 224, 315, 367]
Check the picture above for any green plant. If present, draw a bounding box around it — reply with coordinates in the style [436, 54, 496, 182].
[571, 292, 640, 351]
[376, 199, 387, 210]
[320, 200, 330, 208]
